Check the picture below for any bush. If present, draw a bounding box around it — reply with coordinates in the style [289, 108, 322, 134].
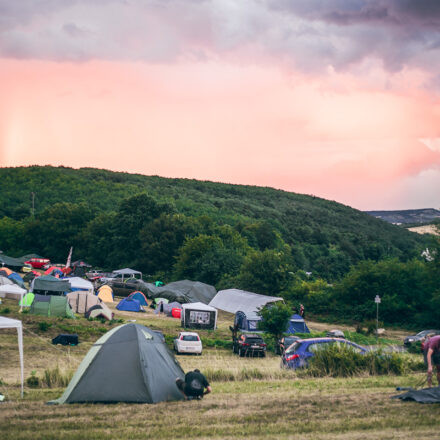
[42, 366, 73, 388]
[26, 371, 39, 388]
[0, 308, 10, 315]
[38, 321, 52, 332]
[300, 344, 409, 377]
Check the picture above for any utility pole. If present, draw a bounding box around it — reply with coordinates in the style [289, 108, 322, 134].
[31, 192, 35, 217]
[374, 295, 381, 344]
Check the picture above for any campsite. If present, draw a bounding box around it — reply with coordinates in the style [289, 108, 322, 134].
[1, 267, 440, 440]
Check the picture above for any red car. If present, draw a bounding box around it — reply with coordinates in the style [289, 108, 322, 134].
[24, 258, 50, 269]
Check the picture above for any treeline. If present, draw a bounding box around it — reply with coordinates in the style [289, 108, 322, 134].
[0, 166, 429, 282]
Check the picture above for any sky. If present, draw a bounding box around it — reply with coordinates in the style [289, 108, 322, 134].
[1, 0, 440, 210]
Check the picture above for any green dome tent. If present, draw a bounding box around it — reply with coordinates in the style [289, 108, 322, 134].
[50, 323, 185, 404]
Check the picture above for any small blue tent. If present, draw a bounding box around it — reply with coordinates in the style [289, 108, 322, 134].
[8, 272, 25, 288]
[286, 314, 310, 334]
[116, 297, 144, 312]
[128, 291, 148, 306]
[234, 310, 261, 332]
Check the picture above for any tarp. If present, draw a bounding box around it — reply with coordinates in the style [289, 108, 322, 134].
[128, 291, 148, 306]
[8, 272, 24, 287]
[392, 387, 440, 403]
[116, 297, 144, 312]
[65, 277, 94, 294]
[0, 316, 24, 397]
[17, 253, 44, 264]
[209, 289, 283, 315]
[0, 253, 23, 269]
[97, 285, 114, 303]
[181, 302, 217, 330]
[31, 275, 71, 294]
[286, 314, 310, 334]
[144, 280, 217, 304]
[50, 323, 185, 404]
[29, 294, 75, 318]
[0, 267, 13, 276]
[67, 291, 101, 314]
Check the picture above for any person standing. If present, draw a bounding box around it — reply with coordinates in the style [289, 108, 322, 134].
[176, 369, 212, 400]
[424, 334, 440, 387]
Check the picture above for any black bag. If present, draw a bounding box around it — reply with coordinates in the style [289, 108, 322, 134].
[52, 334, 79, 346]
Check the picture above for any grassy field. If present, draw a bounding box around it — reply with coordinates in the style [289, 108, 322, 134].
[1, 297, 439, 440]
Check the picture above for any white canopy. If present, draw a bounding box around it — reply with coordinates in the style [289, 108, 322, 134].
[209, 289, 283, 316]
[65, 277, 94, 294]
[113, 268, 142, 276]
[182, 302, 217, 312]
[0, 316, 24, 397]
[0, 284, 26, 306]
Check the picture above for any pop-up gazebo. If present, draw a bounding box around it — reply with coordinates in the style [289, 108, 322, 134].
[0, 317, 24, 397]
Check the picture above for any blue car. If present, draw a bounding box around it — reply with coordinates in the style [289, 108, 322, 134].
[281, 337, 368, 369]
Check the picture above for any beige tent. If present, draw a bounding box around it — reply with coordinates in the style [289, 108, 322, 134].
[85, 303, 113, 321]
[67, 291, 101, 314]
[97, 285, 114, 303]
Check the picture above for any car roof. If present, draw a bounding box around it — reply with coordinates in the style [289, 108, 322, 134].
[179, 331, 199, 336]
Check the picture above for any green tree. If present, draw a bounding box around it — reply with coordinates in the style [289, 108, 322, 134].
[257, 302, 292, 340]
[238, 248, 295, 295]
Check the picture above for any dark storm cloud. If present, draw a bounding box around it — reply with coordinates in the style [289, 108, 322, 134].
[0, 0, 439, 77]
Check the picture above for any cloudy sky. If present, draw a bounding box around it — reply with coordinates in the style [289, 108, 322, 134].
[1, 0, 440, 210]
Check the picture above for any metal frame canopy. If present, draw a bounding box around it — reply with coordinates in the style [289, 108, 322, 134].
[0, 316, 24, 397]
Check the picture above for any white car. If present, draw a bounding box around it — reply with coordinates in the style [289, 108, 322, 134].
[174, 332, 202, 355]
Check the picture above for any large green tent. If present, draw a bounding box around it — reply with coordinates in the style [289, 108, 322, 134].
[29, 294, 75, 318]
[50, 323, 184, 404]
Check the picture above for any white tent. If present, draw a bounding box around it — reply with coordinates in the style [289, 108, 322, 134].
[65, 277, 94, 294]
[113, 268, 142, 280]
[0, 284, 26, 305]
[181, 302, 217, 330]
[0, 316, 24, 397]
[209, 289, 283, 315]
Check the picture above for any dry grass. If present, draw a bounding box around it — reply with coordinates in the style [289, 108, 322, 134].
[0, 298, 437, 440]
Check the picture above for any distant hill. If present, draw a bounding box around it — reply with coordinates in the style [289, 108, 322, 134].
[0, 166, 430, 281]
[365, 208, 440, 225]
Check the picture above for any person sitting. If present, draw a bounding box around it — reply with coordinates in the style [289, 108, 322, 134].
[176, 369, 211, 400]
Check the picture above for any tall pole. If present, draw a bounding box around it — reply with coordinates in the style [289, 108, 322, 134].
[374, 295, 381, 344]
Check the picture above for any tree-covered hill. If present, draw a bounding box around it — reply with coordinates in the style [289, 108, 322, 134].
[0, 166, 430, 284]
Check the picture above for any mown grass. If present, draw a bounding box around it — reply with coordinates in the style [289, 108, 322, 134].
[1, 298, 438, 439]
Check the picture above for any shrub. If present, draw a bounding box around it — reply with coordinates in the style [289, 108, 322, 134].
[0, 308, 10, 315]
[300, 344, 409, 378]
[42, 366, 73, 388]
[38, 321, 52, 332]
[26, 371, 39, 388]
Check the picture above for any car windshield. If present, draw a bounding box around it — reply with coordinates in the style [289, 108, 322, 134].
[182, 335, 199, 341]
[416, 330, 435, 337]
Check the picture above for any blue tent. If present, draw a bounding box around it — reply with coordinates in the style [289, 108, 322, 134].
[128, 291, 148, 306]
[286, 314, 310, 334]
[234, 310, 261, 332]
[116, 297, 144, 312]
[8, 272, 25, 288]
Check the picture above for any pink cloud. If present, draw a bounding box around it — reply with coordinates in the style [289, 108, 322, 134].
[1, 58, 439, 210]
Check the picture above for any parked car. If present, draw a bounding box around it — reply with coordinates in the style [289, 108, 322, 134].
[174, 332, 202, 355]
[326, 329, 345, 338]
[233, 333, 267, 357]
[276, 335, 301, 355]
[404, 330, 440, 348]
[25, 258, 50, 269]
[281, 337, 367, 369]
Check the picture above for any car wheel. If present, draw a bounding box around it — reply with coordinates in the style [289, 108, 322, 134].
[239, 348, 245, 357]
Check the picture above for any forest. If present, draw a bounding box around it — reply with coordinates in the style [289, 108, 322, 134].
[0, 165, 438, 328]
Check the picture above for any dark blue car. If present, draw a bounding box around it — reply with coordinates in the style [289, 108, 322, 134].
[281, 337, 368, 369]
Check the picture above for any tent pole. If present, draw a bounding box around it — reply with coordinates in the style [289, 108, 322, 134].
[18, 325, 24, 398]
